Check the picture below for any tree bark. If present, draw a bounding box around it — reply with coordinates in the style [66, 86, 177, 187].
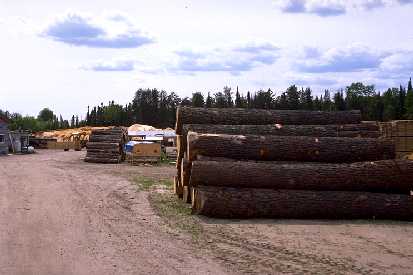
[181, 157, 191, 187]
[182, 124, 379, 138]
[183, 186, 191, 203]
[176, 107, 362, 134]
[174, 176, 183, 197]
[192, 186, 413, 220]
[84, 157, 120, 163]
[178, 124, 380, 157]
[86, 142, 120, 149]
[86, 152, 121, 159]
[88, 135, 123, 143]
[190, 160, 413, 193]
[187, 132, 395, 163]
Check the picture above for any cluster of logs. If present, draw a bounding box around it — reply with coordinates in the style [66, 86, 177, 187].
[174, 107, 413, 220]
[84, 127, 127, 164]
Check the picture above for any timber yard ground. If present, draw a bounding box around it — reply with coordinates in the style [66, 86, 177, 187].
[0, 150, 412, 275]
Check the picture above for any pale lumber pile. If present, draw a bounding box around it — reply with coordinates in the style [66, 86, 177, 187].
[85, 127, 127, 164]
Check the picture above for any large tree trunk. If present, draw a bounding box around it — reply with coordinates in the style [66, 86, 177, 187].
[176, 107, 362, 134]
[178, 124, 380, 158]
[84, 157, 121, 163]
[181, 157, 191, 187]
[192, 186, 413, 220]
[86, 142, 120, 150]
[187, 133, 395, 163]
[190, 160, 413, 193]
[182, 124, 379, 138]
[88, 135, 123, 143]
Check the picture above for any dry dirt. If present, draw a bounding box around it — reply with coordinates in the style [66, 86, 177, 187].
[1, 150, 413, 275]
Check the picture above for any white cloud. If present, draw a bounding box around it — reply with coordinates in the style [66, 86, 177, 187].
[41, 12, 153, 48]
[297, 45, 387, 73]
[167, 42, 280, 75]
[82, 60, 135, 71]
[275, 0, 412, 16]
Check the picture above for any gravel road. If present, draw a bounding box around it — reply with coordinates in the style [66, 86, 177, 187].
[0, 150, 227, 275]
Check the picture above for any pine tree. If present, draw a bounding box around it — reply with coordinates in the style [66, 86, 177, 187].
[223, 86, 233, 107]
[333, 91, 346, 111]
[383, 88, 399, 121]
[235, 86, 242, 108]
[323, 90, 331, 111]
[302, 87, 313, 110]
[191, 92, 205, 107]
[399, 85, 406, 119]
[86, 106, 90, 125]
[285, 85, 300, 109]
[206, 92, 214, 108]
[246, 91, 251, 108]
[405, 78, 413, 119]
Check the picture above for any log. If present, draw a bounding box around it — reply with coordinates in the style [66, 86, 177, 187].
[177, 135, 185, 162]
[84, 157, 120, 163]
[175, 107, 362, 134]
[178, 124, 380, 156]
[183, 186, 191, 203]
[86, 142, 120, 149]
[192, 186, 413, 220]
[195, 155, 308, 164]
[86, 148, 121, 154]
[190, 160, 413, 193]
[182, 124, 379, 138]
[88, 136, 123, 143]
[187, 133, 395, 163]
[181, 157, 191, 187]
[173, 176, 183, 197]
[86, 152, 121, 159]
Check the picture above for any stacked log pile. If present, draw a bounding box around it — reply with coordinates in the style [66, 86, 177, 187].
[85, 127, 127, 163]
[174, 107, 413, 220]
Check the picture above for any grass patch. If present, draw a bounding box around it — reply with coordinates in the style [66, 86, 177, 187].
[149, 192, 202, 240]
[131, 175, 202, 240]
[132, 176, 173, 191]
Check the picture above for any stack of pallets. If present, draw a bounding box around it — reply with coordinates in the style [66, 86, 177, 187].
[381, 120, 413, 158]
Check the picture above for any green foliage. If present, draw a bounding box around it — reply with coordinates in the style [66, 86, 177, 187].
[191, 92, 205, 107]
[406, 78, 413, 119]
[4, 78, 413, 132]
[37, 108, 55, 121]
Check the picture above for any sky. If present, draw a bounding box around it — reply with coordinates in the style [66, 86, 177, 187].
[0, 0, 413, 119]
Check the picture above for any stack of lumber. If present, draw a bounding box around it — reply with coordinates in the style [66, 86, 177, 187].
[174, 107, 413, 220]
[85, 127, 127, 163]
[380, 120, 413, 159]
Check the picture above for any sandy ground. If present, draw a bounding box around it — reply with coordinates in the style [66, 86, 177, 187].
[1, 150, 413, 275]
[0, 150, 226, 275]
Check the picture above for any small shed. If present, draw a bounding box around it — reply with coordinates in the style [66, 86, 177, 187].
[10, 130, 31, 153]
[0, 117, 10, 155]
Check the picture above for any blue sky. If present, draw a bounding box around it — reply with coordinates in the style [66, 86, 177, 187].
[1, 0, 413, 119]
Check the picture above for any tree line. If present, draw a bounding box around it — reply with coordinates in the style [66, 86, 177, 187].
[1, 78, 412, 131]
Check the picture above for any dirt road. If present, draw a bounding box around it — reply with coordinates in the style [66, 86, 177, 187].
[0, 150, 226, 275]
[1, 150, 413, 275]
